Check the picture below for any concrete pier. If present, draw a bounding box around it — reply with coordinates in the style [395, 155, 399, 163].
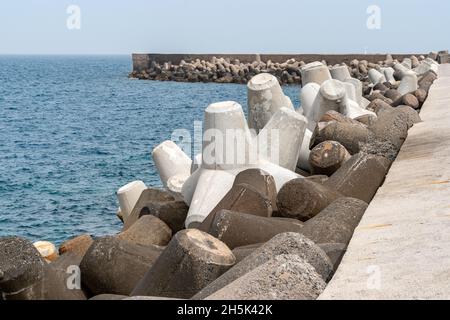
[320, 64, 450, 299]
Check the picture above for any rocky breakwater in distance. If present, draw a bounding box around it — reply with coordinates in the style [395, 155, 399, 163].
[0, 51, 445, 300]
[129, 50, 449, 86]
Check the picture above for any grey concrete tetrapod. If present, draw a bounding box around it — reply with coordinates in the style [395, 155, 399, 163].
[382, 67, 396, 84]
[247, 73, 294, 133]
[257, 107, 307, 171]
[344, 78, 364, 108]
[131, 229, 236, 299]
[301, 61, 332, 86]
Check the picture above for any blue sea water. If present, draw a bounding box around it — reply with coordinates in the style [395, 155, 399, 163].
[0, 55, 300, 245]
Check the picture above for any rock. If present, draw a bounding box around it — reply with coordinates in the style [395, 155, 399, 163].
[33, 241, 58, 263]
[311, 121, 370, 155]
[277, 178, 342, 221]
[309, 141, 351, 176]
[193, 232, 332, 299]
[59, 234, 93, 258]
[131, 229, 235, 299]
[80, 236, 163, 296]
[202, 209, 304, 249]
[204, 254, 326, 300]
[300, 197, 368, 245]
[123, 188, 187, 233]
[117, 215, 172, 247]
[324, 153, 391, 203]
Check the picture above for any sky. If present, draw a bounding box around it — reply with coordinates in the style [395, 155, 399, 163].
[0, 0, 448, 54]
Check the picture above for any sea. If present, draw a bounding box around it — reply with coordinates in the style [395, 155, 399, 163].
[0, 55, 301, 245]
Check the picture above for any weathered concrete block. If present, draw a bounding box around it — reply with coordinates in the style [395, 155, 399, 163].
[193, 232, 332, 299]
[324, 153, 390, 203]
[231, 243, 262, 264]
[391, 93, 420, 109]
[418, 70, 437, 92]
[80, 236, 163, 296]
[311, 79, 346, 127]
[117, 215, 172, 247]
[297, 128, 313, 171]
[300, 197, 368, 245]
[309, 141, 351, 176]
[299, 82, 320, 123]
[277, 178, 342, 221]
[59, 234, 93, 258]
[0, 237, 85, 300]
[311, 121, 370, 155]
[33, 241, 58, 263]
[204, 254, 326, 300]
[318, 243, 347, 271]
[366, 98, 394, 117]
[368, 69, 386, 84]
[123, 188, 184, 232]
[232, 168, 277, 211]
[132, 229, 235, 299]
[203, 210, 304, 249]
[368, 108, 410, 150]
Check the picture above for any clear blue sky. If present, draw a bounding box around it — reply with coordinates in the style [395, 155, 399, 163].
[0, 0, 448, 54]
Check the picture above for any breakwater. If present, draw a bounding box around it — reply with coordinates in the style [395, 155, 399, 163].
[130, 52, 449, 85]
[0, 51, 447, 300]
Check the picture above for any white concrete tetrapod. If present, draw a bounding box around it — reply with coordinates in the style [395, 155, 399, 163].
[398, 71, 418, 95]
[185, 169, 236, 228]
[393, 63, 410, 79]
[152, 140, 192, 187]
[117, 180, 147, 222]
[330, 65, 351, 82]
[297, 128, 313, 171]
[402, 58, 412, 69]
[343, 82, 357, 103]
[414, 59, 439, 76]
[256, 160, 301, 192]
[301, 62, 332, 86]
[342, 98, 377, 119]
[185, 101, 254, 228]
[310, 79, 346, 131]
[247, 73, 294, 133]
[368, 69, 386, 85]
[202, 101, 254, 170]
[191, 153, 202, 174]
[344, 78, 363, 108]
[382, 67, 396, 84]
[300, 82, 320, 123]
[257, 107, 307, 172]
